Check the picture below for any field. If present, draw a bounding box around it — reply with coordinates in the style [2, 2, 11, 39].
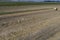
[0, 2, 60, 6]
[0, 2, 60, 15]
[0, 3, 60, 40]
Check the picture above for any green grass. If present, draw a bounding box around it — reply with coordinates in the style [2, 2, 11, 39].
[0, 2, 60, 6]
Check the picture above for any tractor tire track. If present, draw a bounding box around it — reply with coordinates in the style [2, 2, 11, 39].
[24, 16, 60, 40]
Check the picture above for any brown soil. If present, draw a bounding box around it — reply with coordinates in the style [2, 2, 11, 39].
[0, 5, 60, 40]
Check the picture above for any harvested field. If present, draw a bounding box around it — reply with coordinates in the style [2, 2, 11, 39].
[0, 5, 60, 40]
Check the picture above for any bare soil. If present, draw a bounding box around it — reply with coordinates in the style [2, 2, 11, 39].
[0, 5, 60, 40]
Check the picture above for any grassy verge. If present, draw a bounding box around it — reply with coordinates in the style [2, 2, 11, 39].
[0, 8, 52, 15]
[0, 2, 60, 6]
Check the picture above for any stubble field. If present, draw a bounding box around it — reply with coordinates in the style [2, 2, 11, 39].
[0, 5, 60, 40]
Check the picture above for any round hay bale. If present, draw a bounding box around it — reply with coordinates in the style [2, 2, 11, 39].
[54, 8, 58, 11]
